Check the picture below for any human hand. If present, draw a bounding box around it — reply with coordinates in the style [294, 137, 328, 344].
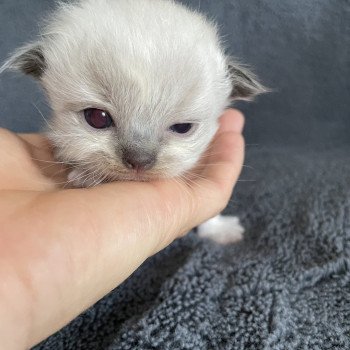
[0, 109, 244, 349]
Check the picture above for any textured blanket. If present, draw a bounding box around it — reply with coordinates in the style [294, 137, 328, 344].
[33, 148, 350, 349]
[0, 0, 348, 349]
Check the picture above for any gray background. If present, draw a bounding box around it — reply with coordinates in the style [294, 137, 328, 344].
[1, 0, 349, 151]
[1, 1, 350, 349]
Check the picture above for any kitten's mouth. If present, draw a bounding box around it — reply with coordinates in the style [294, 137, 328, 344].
[66, 160, 172, 187]
[104, 168, 165, 183]
[66, 167, 160, 188]
[112, 172, 157, 182]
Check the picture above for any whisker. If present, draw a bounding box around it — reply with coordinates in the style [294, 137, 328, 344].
[32, 103, 51, 129]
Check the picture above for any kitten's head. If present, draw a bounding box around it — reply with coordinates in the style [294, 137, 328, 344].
[1, 0, 266, 183]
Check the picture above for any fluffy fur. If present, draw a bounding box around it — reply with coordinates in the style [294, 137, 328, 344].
[1, 0, 266, 242]
[1, 0, 265, 184]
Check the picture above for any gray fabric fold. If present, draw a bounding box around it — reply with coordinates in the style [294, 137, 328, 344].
[33, 148, 350, 349]
[0, 0, 349, 349]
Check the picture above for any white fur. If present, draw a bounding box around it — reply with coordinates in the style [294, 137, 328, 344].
[198, 215, 244, 244]
[39, 0, 232, 183]
[1, 0, 265, 184]
[1, 0, 267, 243]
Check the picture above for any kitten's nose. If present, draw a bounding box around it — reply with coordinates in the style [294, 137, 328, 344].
[122, 149, 157, 171]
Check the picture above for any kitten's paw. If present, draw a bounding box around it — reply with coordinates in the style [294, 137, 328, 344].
[197, 215, 244, 244]
[67, 169, 99, 188]
[67, 170, 85, 188]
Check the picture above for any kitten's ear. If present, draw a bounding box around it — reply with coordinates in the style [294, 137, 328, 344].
[228, 62, 267, 101]
[0, 42, 46, 79]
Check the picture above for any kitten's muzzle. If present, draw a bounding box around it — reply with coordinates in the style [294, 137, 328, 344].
[122, 148, 157, 171]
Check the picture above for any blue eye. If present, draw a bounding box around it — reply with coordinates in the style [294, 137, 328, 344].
[84, 108, 113, 129]
[170, 123, 193, 134]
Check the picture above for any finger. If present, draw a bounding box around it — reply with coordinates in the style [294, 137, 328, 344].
[197, 130, 245, 214]
[0, 129, 56, 191]
[217, 109, 245, 135]
[192, 109, 244, 170]
[18, 134, 56, 165]
[19, 133, 48, 148]
[18, 134, 68, 187]
[202, 108, 245, 188]
[181, 110, 245, 223]
[206, 131, 244, 182]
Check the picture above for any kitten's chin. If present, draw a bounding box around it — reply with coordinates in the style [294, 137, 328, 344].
[67, 164, 190, 188]
[109, 172, 163, 182]
[103, 168, 174, 183]
[104, 164, 195, 184]
[102, 163, 191, 183]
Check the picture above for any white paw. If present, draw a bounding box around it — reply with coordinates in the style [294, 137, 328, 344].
[67, 169, 100, 188]
[197, 215, 244, 244]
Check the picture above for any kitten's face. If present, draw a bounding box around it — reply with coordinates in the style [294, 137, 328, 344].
[1, 0, 265, 184]
[43, 69, 222, 182]
[43, 29, 228, 182]
[50, 111, 220, 182]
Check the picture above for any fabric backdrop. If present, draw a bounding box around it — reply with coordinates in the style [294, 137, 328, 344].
[0, 0, 349, 349]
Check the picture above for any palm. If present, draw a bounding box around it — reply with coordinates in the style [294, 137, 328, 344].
[0, 131, 67, 191]
[0, 109, 244, 349]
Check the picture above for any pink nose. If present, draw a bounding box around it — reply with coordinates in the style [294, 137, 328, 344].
[122, 151, 156, 171]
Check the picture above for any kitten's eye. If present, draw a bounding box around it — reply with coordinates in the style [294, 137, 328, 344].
[170, 123, 193, 134]
[84, 108, 113, 129]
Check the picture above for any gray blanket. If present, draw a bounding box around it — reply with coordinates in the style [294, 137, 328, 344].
[33, 148, 350, 349]
[0, 0, 349, 349]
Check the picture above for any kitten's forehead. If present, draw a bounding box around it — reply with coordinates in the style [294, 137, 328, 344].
[42, 0, 231, 123]
[0, 0, 266, 183]
[45, 38, 220, 120]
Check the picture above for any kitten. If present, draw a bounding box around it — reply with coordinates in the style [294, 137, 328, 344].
[1, 0, 265, 244]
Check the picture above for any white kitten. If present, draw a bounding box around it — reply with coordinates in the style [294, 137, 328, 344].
[1, 0, 265, 243]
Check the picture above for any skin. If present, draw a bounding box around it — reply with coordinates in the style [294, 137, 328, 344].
[0, 109, 244, 350]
